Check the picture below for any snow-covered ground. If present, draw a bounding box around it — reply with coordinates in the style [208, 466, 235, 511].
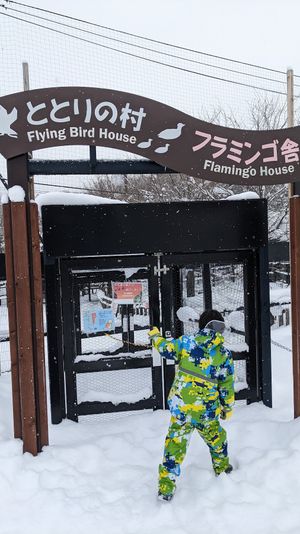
[0, 324, 299, 534]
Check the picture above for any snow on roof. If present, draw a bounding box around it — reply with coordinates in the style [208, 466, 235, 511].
[35, 191, 125, 212]
[270, 286, 290, 304]
[225, 191, 260, 201]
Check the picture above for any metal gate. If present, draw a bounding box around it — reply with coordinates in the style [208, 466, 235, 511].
[158, 251, 265, 407]
[42, 199, 271, 424]
[55, 250, 263, 422]
[60, 255, 161, 421]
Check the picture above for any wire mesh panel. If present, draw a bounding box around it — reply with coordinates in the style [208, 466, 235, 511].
[179, 263, 248, 399]
[76, 274, 150, 358]
[77, 368, 152, 405]
[179, 267, 202, 336]
[61, 261, 161, 421]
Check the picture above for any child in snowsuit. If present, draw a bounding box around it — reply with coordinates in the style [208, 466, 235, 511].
[149, 309, 234, 501]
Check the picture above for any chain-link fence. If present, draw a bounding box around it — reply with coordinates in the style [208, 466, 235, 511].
[0, 2, 294, 381]
[1, 1, 299, 198]
[180, 263, 248, 400]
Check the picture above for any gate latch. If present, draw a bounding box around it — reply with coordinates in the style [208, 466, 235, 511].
[154, 264, 170, 276]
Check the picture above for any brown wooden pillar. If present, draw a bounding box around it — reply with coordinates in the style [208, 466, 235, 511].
[2, 157, 48, 454]
[2, 202, 22, 439]
[29, 203, 48, 448]
[290, 196, 300, 418]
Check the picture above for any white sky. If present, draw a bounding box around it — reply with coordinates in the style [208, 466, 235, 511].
[22, 0, 300, 74]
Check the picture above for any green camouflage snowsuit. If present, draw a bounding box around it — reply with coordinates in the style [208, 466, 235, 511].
[152, 328, 234, 497]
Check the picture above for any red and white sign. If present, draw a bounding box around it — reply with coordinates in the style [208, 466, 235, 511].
[112, 282, 143, 304]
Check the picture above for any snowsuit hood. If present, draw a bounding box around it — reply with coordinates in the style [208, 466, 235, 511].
[193, 328, 225, 355]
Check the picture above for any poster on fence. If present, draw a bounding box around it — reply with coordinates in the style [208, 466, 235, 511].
[83, 307, 115, 333]
[112, 281, 143, 304]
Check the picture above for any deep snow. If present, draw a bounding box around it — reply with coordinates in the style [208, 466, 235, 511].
[0, 325, 299, 534]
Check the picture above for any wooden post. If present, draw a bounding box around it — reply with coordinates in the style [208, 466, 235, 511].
[287, 69, 300, 417]
[290, 196, 300, 418]
[29, 203, 48, 448]
[2, 190, 48, 453]
[10, 201, 38, 455]
[22, 62, 30, 91]
[287, 69, 294, 130]
[2, 203, 22, 438]
[22, 62, 34, 197]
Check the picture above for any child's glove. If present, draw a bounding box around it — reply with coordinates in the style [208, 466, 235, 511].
[220, 409, 233, 421]
[148, 327, 160, 340]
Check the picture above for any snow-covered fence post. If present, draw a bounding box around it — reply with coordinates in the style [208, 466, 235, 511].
[2, 185, 48, 454]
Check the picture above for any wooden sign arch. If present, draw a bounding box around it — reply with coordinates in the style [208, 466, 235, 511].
[0, 86, 300, 185]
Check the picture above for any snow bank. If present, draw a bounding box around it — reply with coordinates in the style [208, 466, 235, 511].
[227, 310, 245, 330]
[0, 325, 297, 534]
[75, 349, 149, 363]
[225, 340, 248, 353]
[176, 306, 199, 323]
[80, 386, 152, 404]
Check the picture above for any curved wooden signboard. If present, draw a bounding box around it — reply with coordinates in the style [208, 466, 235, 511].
[0, 86, 299, 185]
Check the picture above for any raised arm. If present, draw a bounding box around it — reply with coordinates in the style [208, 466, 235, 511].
[148, 327, 183, 363]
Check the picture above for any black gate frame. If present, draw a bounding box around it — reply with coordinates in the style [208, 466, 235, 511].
[42, 198, 271, 424]
[159, 251, 267, 406]
[60, 255, 162, 422]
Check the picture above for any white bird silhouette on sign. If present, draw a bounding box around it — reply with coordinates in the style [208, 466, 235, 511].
[0, 105, 18, 138]
[158, 123, 185, 140]
[137, 138, 153, 149]
[155, 143, 170, 154]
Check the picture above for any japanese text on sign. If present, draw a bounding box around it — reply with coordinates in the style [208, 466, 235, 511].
[26, 99, 147, 131]
[192, 131, 299, 165]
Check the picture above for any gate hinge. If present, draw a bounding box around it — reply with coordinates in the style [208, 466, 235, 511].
[154, 264, 170, 276]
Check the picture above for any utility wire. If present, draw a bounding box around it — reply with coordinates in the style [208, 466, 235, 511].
[271, 338, 292, 353]
[0, 176, 78, 190]
[0, 11, 288, 96]
[0, 4, 290, 88]
[1, 176, 134, 196]
[0, 173, 8, 190]
[32, 181, 90, 192]
[3, 0, 293, 77]
[36, 183, 126, 196]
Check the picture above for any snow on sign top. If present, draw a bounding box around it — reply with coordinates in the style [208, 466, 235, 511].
[8, 186, 25, 202]
[0, 86, 300, 186]
[35, 192, 125, 212]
